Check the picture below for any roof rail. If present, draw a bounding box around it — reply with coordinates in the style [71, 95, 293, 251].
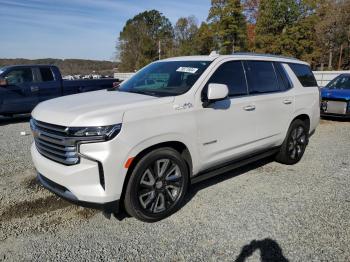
[209, 51, 220, 58]
[232, 52, 300, 61]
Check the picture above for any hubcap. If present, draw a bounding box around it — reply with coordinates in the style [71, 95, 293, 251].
[288, 126, 306, 160]
[137, 159, 183, 214]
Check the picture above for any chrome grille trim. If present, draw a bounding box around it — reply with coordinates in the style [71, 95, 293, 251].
[31, 119, 80, 165]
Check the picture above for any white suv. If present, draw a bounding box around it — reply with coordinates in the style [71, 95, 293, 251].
[30, 53, 320, 222]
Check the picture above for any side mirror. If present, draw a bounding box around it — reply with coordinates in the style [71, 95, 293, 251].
[203, 83, 229, 107]
[0, 79, 8, 87]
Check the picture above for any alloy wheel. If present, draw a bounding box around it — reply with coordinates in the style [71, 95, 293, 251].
[287, 126, 307, 160]
[137, 158, 184, 214]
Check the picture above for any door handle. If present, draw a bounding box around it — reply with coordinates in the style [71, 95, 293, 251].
[30, 86, 39, 92]
[243, 105, 256, 111]
[283, 99, 292, 105]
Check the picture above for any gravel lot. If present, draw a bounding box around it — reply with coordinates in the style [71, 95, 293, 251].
[0, 115, 349, 261]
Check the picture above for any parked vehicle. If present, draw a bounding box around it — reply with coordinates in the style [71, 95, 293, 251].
[0, 65, 117, 116]
[321, 73, 350, 118]
[30, 53, 320, 222]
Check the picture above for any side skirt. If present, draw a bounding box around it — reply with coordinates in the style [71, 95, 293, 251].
[191, 148, 280, 184]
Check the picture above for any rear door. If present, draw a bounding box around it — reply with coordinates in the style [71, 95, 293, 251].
[243, 60, 295, 149]
[35, 66, 61, 102]
[0, 67, 38, 113]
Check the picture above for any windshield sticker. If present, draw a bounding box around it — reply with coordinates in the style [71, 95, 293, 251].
[176, 67, 198, 74]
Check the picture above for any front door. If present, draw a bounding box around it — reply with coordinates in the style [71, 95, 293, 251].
[0, 67, 38, 114]
[196, 60, 257, 170]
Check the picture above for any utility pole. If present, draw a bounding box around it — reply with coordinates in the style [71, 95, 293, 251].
[338, 44, 343, 70]
[158, 40, 161, 60]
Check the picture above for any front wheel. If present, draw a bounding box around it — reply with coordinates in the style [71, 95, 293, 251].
[124, 148, 189, 222]
[275, 119, 308, 165]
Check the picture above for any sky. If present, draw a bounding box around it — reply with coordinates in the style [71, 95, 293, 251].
[0, 0, 211, 61]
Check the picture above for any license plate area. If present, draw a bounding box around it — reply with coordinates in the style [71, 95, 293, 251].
[323, 100, 347, 114]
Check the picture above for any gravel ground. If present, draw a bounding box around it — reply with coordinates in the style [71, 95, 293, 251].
[0, 115, 349, 261]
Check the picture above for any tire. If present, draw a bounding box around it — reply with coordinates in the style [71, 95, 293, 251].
[275, 119, 308, 165]
[124, 147, 189, 222]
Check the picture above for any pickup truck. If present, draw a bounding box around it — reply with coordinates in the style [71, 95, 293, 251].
[0, 65, 117, 116]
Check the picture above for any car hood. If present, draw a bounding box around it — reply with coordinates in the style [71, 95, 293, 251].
[32, 90, 174, 126]
[321, 88, 350, 101]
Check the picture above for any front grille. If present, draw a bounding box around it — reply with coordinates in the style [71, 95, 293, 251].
[31, 119, 80, 165]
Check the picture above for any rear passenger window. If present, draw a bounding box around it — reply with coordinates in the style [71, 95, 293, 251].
[288, 63, 317, 87]
[274, 62, 292, 90]
[39, 67, 54, 82]
[244, 61, 280, 94]
[205, 61, 247, 97]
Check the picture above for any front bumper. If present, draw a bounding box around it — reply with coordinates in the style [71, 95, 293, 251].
[320, 111, 350, 118]
[37, 173, 119, 213]
[31, 137, 129, 204]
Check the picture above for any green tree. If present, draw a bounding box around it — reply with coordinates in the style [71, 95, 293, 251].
[255, 0, 300, 54]
[315, 0, 350, 69]
[174, 16, 199, 56]
[118, 10, 173, 72]
[207, 0, 247, 54]
[254, 0, 323, 67]
[193, 22, 217, 55]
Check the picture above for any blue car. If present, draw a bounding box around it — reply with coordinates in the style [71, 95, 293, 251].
[321, 73, 350, 118]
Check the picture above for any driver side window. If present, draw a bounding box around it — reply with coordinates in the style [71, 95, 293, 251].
[5, 68, 33, 85]
[202, 61, 248, 99]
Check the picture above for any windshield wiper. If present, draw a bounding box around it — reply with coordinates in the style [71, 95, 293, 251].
[124, 90, 160, 97]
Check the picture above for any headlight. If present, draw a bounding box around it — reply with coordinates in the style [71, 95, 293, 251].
[67, 124, 122, 141]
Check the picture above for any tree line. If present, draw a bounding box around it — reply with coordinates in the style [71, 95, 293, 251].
[117, 0, 350, 72]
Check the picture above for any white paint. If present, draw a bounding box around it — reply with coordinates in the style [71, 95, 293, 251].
[32, 54, 320, 210]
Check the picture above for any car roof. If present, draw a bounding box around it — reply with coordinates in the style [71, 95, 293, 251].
[161, 52, 308, 65]
[1, 64, 55, 70]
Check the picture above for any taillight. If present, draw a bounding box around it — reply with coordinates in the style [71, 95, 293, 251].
[318, 86, 321, 107]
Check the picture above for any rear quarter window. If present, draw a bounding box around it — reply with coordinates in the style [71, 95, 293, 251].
[288, 63, 317, 87]
[39, 67, 55, 82]
[274, 62, 293, 91]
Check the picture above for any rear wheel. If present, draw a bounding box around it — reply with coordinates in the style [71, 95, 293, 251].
[124, 148, 189, 222]
[276, 119, 308, 165]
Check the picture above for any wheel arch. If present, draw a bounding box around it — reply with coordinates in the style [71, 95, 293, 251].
[291, 114, 310, 132]
[119, 140, 193, 205]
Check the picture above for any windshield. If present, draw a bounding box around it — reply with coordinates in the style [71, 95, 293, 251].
[0, 68, 4, 75]
[326, 75, 350, 90]
[118, 61, 211, 97]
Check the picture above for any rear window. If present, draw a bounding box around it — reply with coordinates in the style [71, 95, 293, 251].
[39, 67, 54, 82]
[289, 63, 317, 87]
